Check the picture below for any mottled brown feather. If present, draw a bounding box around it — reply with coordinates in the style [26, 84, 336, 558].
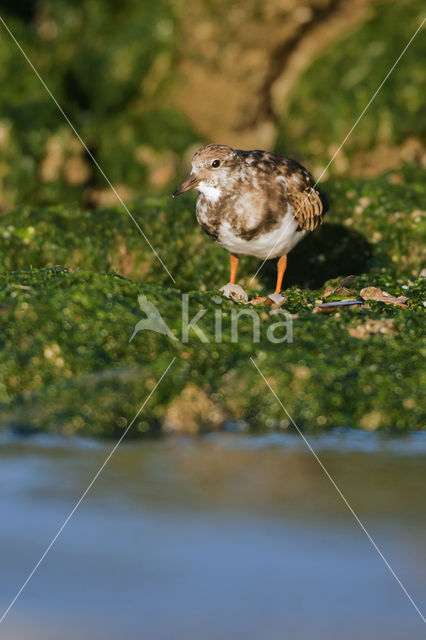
[278, 160, 327, 232]
[174, 145, 329, 258]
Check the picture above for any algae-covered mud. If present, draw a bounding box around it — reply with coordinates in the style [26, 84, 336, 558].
[1, 167, 424, 436]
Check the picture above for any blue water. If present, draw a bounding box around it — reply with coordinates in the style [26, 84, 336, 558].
[0, 431, 425, 639]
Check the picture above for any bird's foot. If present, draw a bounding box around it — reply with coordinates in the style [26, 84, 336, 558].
[249, 292, 287, 307]
[268, 292, 287, 306]
[219, 283, 249, 303]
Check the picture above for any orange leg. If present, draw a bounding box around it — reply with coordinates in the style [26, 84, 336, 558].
[229, 254, 239, 284]
[275, 255, 287, 293]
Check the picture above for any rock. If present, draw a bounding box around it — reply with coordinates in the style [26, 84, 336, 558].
[162, 384, 224, 435]
[0, 268, 424, 435]
[0, 161, 425, 437]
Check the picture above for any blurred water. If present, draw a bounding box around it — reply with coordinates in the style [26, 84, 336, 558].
[0, 431, 425, 639]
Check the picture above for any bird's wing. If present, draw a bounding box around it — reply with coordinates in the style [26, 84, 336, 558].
[278, 160, 328, 232]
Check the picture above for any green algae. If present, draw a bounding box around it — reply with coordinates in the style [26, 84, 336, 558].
[0, 0, 201, 208]
[1, 0, 424, 213]
[0, 166, 424, 436]
[275, 0, 426, 171]
[0, 165, 425, 291]
[0, 269, 424, 437]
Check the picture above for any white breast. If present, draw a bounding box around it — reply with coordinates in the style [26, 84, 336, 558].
[217, 208, 306, 260]
[197, 182, 222, 203]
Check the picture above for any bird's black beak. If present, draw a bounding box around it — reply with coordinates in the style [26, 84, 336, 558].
[172, 173, 200, 198]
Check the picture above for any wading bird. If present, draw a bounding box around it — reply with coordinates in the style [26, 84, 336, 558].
[173, 144, 328, 299]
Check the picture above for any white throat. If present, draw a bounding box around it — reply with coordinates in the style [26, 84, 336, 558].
[197, 181, 222, 203]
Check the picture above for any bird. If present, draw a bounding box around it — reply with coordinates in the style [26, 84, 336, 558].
[172, 144, 328, 298]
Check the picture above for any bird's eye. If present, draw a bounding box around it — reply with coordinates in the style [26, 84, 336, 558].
[211, 159, 220, 168]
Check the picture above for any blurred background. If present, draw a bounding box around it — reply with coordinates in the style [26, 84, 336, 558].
[0, 0, 424, 210]
[1, 431, 426, 640]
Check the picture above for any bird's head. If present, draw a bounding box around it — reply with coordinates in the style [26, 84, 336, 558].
[172, 144, 236, 198]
